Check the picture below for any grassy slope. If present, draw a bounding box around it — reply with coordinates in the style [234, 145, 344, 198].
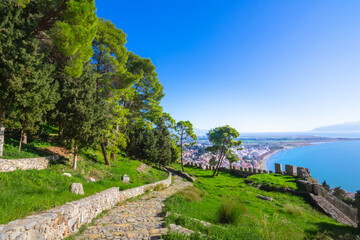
[164, 165, 359, 240]
[1, 138, 51, 159]
[0, 145, 168, 224]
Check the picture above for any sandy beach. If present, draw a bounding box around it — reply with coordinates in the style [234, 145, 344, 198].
[260, 149, 283, 170]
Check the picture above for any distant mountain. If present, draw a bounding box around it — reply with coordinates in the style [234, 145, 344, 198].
[193, 128, 209, 137]
[312, 121, 360, 132]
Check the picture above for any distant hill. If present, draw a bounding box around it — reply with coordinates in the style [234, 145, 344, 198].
[312, 121, 360, 132]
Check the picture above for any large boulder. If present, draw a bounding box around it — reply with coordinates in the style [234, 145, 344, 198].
[70, 183, 84, 195]
[121, 174, 130, 184]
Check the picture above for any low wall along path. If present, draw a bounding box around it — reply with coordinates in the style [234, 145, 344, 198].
[0, 172, 173, 240]
[0, 155, 59, 172]
[75, 174, 192, 239]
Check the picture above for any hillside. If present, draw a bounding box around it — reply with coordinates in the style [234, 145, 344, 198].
[312, 121, 360, 132]
[0, 138, 168, 224]
[164, 165, 359, 240]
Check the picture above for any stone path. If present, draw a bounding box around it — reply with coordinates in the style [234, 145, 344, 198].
[75, 174, 193, 240]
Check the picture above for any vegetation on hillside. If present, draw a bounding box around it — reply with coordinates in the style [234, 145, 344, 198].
[0, 149, 168, 224]
[164, 165, 359, 239]
[0, 0, 193, 169]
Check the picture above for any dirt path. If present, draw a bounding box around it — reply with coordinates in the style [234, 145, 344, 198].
[75, 174, 193, 240]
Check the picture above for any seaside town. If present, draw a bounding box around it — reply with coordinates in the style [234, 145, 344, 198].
[183, 142, 273, 169]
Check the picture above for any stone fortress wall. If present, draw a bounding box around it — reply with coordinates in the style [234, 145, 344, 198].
[186, 161, 360, 227]
[0, 172, 172, 240]
[0, 155, 59, 172]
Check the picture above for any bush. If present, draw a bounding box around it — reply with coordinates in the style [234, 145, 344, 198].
[283, 204, 303, 217]
[177, 186, 206, 202]
[154, 183, 166, 191]
[216, 199, 248, 225]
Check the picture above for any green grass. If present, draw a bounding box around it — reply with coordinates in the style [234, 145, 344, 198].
[164, 166, 359, 240]
[246, 173, 301, 190]
[0, 147, 168, 224]
[1, 138, 51, 159]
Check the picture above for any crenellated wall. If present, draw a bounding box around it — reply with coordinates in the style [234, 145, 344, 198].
[0, 172, 172, 240]
[186, 161, 359, 227]
[0, 155, 59, 172]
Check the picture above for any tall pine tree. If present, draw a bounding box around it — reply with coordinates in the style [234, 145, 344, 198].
[60, 64, 108, 169]
[0, 1, 59, 153]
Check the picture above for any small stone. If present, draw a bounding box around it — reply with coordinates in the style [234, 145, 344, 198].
[62, 173, 72, 177]
[121, 174, 130, 184]
[89, 233, 103, 239]
[70, 183, 84, 195]
[126, 231, 139, 238]
[89, 177, 96, 182]
[257, 195, 273, 201]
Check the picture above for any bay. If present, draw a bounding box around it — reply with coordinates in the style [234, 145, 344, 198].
[266, 140, 360, 193]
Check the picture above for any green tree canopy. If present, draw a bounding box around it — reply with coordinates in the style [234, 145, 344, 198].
[0, 0, 59, 153]
[60, 64, 108, 169]
[206, 125, 242, 177]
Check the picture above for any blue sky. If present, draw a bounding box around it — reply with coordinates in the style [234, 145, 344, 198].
[96, 0, 360, 132]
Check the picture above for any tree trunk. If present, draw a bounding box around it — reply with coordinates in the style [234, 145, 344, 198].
[22, 133, 27, 144]
[73, 140, 78, 170]
[212, 147, 225, 177]
[180, 133, 185, 172]
[59, 123, 63, 135]
[110, 152, 115, 161]
[101, 141, 111, 166]
[18, 129, 24, 152]
[0, 119, 4, 157]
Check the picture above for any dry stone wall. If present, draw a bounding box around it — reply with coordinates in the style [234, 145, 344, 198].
[0, 172, 172, 240]
[0, 155, 59, 172]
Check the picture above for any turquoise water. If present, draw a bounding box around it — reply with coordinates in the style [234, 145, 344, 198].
[266, 140, 360, 193]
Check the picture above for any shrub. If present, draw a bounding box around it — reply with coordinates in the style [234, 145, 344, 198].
[177, 186, 206, 202]
[154, 183, 166, 191]
[283, 204, 303, 216]
[216, 199, 248, 225]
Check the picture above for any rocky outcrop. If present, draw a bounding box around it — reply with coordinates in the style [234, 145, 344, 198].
[0, 155, 59, 172]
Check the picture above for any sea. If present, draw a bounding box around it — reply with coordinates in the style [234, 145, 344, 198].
[265, 133, 360, 193]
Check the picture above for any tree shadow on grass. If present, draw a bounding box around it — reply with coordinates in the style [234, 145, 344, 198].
[304, 221, 359, 239]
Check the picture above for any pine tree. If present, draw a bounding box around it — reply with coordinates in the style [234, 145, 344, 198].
[155, 119, 172, 167]
[0, 1, 59, 153]
[60, 64, 108, 169]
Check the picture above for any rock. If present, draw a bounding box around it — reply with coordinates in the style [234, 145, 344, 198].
[257, 195, 273, 201]
[89, 177, 96, 182]
[121, 174, 130, 184]
[297, 167, 311, 180]
[70, 183, 84, 195]
[62, 173, 72, 177]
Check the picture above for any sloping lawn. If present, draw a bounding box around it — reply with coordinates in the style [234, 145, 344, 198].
[164, 166, 359, 240]
[0, 152, 167, 224]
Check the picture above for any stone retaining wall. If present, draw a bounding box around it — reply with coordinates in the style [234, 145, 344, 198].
[164, 167, 195, 182]
[0, 172, 172, 240]
[0, 155, 59, 172]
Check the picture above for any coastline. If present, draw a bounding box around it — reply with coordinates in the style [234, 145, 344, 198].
[260, 149, 283, 170]
[260, 145, 303, 170]
[259, 138, 358, 171]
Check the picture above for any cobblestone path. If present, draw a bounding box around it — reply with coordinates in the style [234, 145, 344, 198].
[75, 174, 192, 240]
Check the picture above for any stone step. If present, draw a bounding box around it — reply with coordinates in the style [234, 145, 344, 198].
[310, 194, 356, 227]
